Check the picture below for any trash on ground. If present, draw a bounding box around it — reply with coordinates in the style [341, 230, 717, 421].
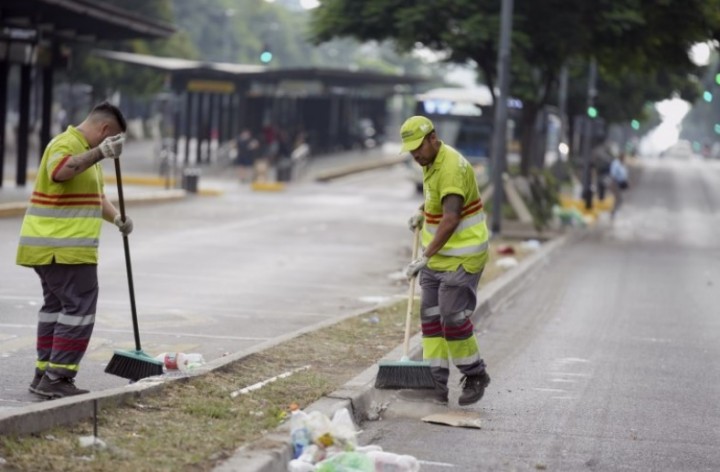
[230, 365, 311, 398]
[496, 245, 516, 255]
[154, 352, 206, 372]
[78, 435, 107, 449]
[288, 405, 420, 471]
[422, 410, 483, 429]
[495, 257, 519, 269]
[521, 239, 542, 251]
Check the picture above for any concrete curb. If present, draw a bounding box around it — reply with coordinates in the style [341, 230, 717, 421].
[214, 230, 581, 472]
[0, 295, 407, 436]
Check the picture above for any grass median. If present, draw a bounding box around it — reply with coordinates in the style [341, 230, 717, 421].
[0, 239, 537, 472]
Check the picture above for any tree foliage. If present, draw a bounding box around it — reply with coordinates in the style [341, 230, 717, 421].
[310, 0, 720, 170]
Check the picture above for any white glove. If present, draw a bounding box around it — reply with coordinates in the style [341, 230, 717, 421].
[407, 212, 424, 232]
[113, 214, 133, 236]
[405, 256, 428, 280]
[99, 134, 125, 159]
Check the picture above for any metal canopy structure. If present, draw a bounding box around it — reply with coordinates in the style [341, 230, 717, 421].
[0, 0, 174, 187]
[92, 49, 427, 163]
[0, 0, 175, 42]
[92, 49, 426, 88]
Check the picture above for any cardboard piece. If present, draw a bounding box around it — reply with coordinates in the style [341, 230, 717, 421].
[421, 410, 482, 429]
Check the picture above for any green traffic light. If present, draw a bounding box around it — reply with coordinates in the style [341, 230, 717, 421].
[587, 106, 598, 119]
[260, 51, 273, 63]
[703, 90, 713, 102]
[715, 73, 720, 85]
[631, 120, 640, 130]
[714, 123, 720, 135]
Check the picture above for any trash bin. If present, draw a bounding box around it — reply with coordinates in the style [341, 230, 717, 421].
[276, 158, 293, 183]
[182, 168, 200, 193]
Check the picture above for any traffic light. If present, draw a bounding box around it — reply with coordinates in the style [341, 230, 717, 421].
[259, 43, 273, 64]
[703, 90, 713, 103]
[631, 119, 640, 130]
[714, 123, 720, 135]
[715, 73, 720, 86]
[587, 106, 598, 119]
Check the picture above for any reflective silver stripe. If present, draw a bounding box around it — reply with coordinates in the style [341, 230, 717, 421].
[426, 358, 450, 368]
[446, 309, 474, 325]
[58, 313, 95, 327]
[438, 241, 489, 257]
[425, 212, 486, 235]
[452, 352, 482, 367]
[19, 236, 99, 247]
[421, 306, 441, 317]
[27, 206, 102, 219]
[38, 311, 60, 323]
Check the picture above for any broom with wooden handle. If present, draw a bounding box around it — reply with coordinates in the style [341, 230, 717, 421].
[374, 225, 435, 389]
[104, 159, 164, 382]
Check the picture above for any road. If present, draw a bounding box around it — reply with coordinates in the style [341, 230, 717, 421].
[360, 157, 720, 471]
[0, 163, 422, 411]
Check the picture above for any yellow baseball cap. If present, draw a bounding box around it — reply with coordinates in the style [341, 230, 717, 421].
[400, 116, 434, 152]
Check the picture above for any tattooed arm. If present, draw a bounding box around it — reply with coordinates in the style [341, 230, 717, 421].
[51, 148, 105, 183]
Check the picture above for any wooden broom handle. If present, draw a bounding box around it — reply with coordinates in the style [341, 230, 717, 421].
[402, 226, 422, 358]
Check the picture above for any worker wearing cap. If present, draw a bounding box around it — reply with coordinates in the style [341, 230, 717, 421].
[401, 115, 491, 406]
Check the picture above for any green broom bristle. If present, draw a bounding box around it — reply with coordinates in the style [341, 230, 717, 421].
[375, 360, 436, 389]
[105, 350, 164, 382]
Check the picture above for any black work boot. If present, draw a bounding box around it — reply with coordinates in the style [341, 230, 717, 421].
[28, 371, 44, 394]
[34, 375, 89, 399]
[458, 371, 490, 406]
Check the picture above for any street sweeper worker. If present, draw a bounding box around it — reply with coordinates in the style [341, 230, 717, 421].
[16, 101, 131, 399]
[401, 115, 491, 406]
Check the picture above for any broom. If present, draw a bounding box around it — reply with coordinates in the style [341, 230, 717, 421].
[375, 225, 435, 389]
[104, 158, 164, 382]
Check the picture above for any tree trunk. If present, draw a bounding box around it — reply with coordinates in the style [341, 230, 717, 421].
[519, 103, 539, 176]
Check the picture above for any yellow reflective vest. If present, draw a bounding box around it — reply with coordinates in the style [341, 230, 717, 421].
[16, 126, 104, 266]
[421, 143, 489, 273]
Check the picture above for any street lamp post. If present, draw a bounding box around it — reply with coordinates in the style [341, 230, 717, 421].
[490, 0, 514, 235]
[581, 58, 597, 210]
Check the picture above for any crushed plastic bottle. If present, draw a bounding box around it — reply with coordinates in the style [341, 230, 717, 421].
[289, 403, 312, 459]
[154, 352, 206, 371]
[366, 450, 420, 472]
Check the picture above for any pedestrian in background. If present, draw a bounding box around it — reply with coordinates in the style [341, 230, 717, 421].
[609, 152, 629, 219]
[402, 115, 491, 406]
[16, 101, 132, 399]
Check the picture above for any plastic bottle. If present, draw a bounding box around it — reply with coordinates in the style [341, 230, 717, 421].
[289, 403, 311, 459]
[366, 450, 420, 472]
[154, 353, 206, 371]
[178, 353, 205, 371]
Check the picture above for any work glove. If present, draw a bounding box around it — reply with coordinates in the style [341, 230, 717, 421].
[405, 255, 428, 280]
[407, 212, 424, 232]
[99, 134, 125, 159]
[113, 214, 133, 236]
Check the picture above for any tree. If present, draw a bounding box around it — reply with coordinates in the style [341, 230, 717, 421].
[310, 0, 720, 173]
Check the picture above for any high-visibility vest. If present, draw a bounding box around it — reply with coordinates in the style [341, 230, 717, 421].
[421, 143, 489, 273]
[16, 126, 104, 266]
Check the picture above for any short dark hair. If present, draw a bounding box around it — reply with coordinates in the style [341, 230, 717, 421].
[90, 101, 127, 132]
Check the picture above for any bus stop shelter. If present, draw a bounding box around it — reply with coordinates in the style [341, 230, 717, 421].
[91, 49, 427, 165]
[0, 0, 174, 187]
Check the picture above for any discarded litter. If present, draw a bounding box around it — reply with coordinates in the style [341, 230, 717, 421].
[496, 244, 516, 255]
[495, 256, 519, 269]
[287, 405, 419, 471]
[521, 239, 541, 251]
[78, 435, 107, 449]
[154, 352, 206, 372]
